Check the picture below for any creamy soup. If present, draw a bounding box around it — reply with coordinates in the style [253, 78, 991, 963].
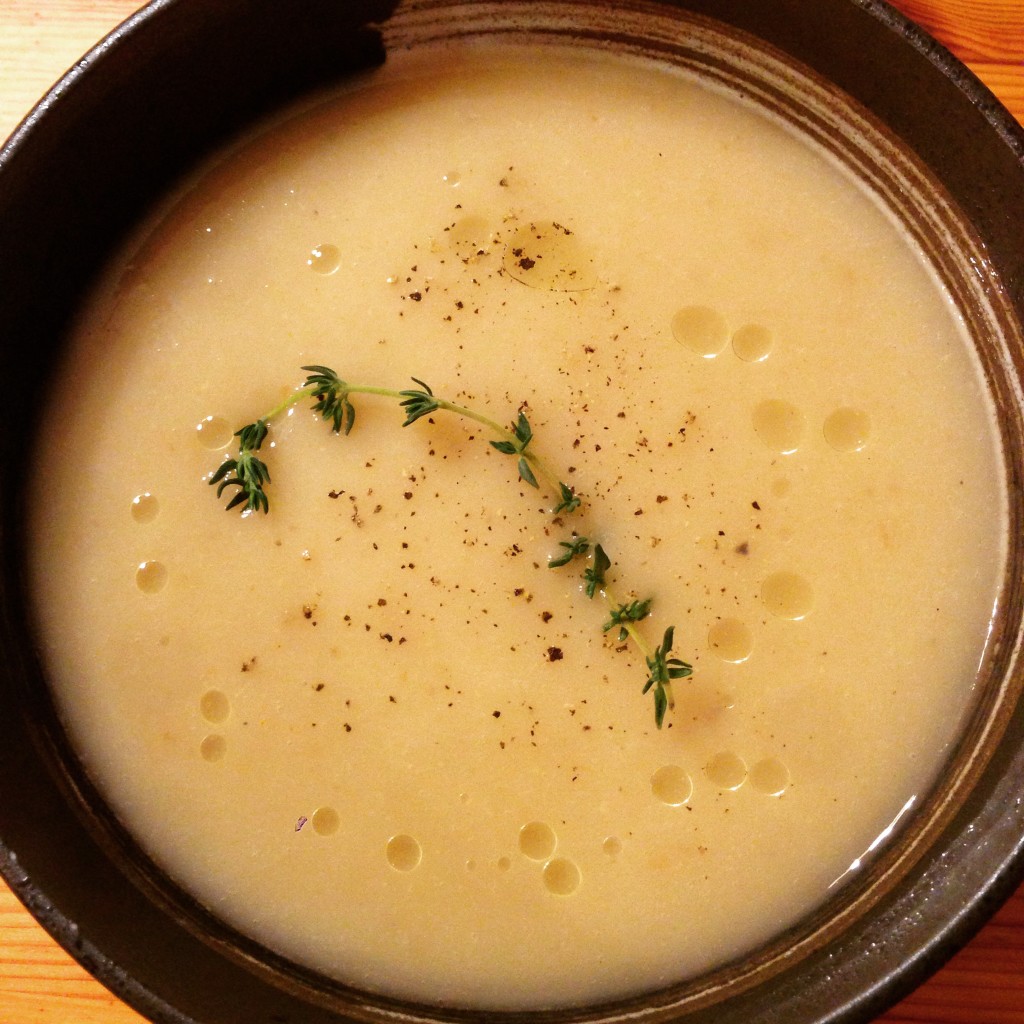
[29, 43, 1004, 1008]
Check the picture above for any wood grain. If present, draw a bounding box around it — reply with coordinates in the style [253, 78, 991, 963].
[893, 0, 1024, 60]
[1, 2, 1022, 1022]
[0, 885, 142, 1024]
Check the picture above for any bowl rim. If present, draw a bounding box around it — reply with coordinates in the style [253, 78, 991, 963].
[2, 2, 1024, 1023]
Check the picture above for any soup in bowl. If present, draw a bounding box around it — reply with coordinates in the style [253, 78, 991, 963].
[1, 2, 1022, 1022]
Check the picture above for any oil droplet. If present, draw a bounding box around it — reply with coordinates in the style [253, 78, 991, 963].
[130, 492, 159, 523]
[307, 243, 340, 275]
[446, 215, 491, 259]
[771, 478, 792, 498]
[707, 619, 753, 663]
[732, 323, 773, 362]
[496, 856, 511, 872]
[671, 305, 729, 358]
[705, 752, 747, 790]
[199, 689, 230, 724]
[602, 836, 622, 857]
[195, 415, 232, 450]
[824, 407, 871, 452]
[311, 806, 341, 836]
[386, 834, 422, 872]
[442, 170, 461, 187]
[543, 857, 581, 896]
[502, 222, 596, 291]
[762, 571, 814, 620]
[136, 560, 168, 594]
[199, 734, 226, 762]
[651, 765, 692, 806]
[752, 399, 806, 454]
[750, 758, 792, 796]
[518, 821, 557, 860]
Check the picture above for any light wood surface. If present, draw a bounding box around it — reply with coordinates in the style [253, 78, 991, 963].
[1, 2, 1022, 1022]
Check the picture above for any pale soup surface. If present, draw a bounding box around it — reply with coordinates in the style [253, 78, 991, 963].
[30, 45, 1004, 1008]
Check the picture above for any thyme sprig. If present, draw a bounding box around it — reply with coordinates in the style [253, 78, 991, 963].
[643, 626, 693, 729]
[570, 544, 691, 726]
[489, 411, 538, 488]
[208, 365, 691, 726]
[208, 420, 271, 514]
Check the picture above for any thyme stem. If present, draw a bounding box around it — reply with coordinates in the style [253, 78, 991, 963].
[208, 365, 689, 726]
[262, 378, 566, 508]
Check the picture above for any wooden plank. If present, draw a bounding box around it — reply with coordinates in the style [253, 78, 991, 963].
[965, 61, 1024, 123]
[0, 886, 145, 1022]
[891, 0, 1024, 62]
[0, 0, 145, 141]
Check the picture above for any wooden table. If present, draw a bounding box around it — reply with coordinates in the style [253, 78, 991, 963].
[1, 1, 1022, 1022]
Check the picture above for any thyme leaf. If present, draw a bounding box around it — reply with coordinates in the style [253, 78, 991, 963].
[517, 456, 539, 488]
[303, 365, 356, 435]
[603, 598, 653, 642]
[207, 419, 271, 514]
[553, 482, 581, 515]
[398, 378, 440, 426]
[490, 411, 538, 488]
[583, 543, 611, 598]
[548, 535, 590, 569]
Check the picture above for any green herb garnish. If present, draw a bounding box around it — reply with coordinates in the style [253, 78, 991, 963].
[548, 535, 590, 569]
[208, 420, 271, 514]
[208, 365, 691, 726]
[582, 542, 611, 599]
[603, 598, 653, 642]
[643, 626, 693, 729]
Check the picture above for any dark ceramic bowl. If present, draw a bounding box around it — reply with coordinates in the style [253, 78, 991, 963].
[1, 2, 1023, 1022]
